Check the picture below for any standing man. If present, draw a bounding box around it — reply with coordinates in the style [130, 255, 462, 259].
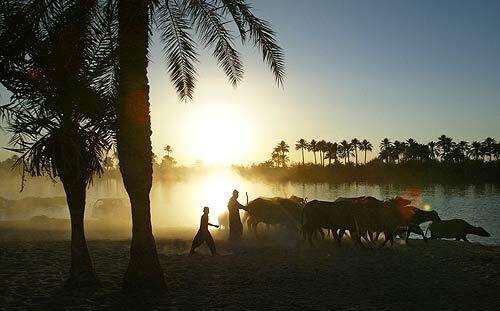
[227, 190, 245, 242]
[190, 206, 219, 255]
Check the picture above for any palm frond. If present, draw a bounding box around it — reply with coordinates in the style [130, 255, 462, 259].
[156, 0, 198, 100]
[223, 0, 285, 86]
[184, 0, 243, 87]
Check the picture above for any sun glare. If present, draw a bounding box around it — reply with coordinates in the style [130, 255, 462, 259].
[187, 102, 252, 165]
[198, 172, 240, 222]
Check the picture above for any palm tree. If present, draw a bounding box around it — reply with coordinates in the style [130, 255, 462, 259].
[350, 138, 360, 166]
[339, 140, 351, 164]
[482, 137, 497, 161]
[114, 0, 285, 289]
[0, 2, 114, 287]
[358, 139, 373, 164]
[295, 139, 307, 165]
[469, 141, 482, 160]
[494, 143, 500, 160]
[379, 138, 392, 163]
[163, 145, 173, 157]
[275, 140, 289, 167]
[308, 139, 318, 165]
[405, 138, 418, 162]
[392, 140, 404, 163]
[437, 134, 454, 161]
[428, 141, 438, 159]
[324, 142, 338, 165]
[271, 148, 281, 167]
[317, 140, 327, 166]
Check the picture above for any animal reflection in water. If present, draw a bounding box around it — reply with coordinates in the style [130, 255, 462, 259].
[216, 193, 490, 247]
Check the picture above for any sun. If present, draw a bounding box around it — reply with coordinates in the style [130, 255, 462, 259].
[187, 102, 251, 165]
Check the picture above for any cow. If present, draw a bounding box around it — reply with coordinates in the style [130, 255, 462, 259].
[302, 197, 413, 247]
[301, 200, 360, 246]
[245, 196, 304, 234]
[428, 219, 490, 241]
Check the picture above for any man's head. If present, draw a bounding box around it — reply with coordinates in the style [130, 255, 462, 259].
[232, 189, 239, 198]
[203, 206, 209, 214]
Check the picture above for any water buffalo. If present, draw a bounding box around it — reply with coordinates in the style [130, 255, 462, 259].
[302, 197, 412, 247]
[245, 196, 304, 234]
[429, 219, 490, 241]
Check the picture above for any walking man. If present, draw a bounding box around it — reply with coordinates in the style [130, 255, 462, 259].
[190, 206, 219, 255]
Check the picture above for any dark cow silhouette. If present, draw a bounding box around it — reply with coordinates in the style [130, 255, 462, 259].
[245, 196, 305, 234]
[302, 197, 412, 247]
[429, 219, 490, 241]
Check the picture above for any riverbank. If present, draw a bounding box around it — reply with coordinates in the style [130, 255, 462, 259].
[1, 225, 499, 310]
[234, 160, 500, 184]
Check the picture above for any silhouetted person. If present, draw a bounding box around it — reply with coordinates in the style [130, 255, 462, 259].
[227, 190, 245, 242]
[190, 207, 219, 255]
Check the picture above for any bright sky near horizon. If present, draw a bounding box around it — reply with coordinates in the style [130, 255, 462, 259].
[1, 0, 500, 165]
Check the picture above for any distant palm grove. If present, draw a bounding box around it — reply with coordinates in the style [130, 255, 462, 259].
[266, 136, 499, 167]
[230, 135, 500, 183]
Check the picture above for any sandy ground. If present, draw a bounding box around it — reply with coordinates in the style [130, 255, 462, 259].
[1, 220, 500, 310]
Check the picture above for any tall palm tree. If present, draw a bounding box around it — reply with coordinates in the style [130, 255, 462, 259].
[275, 140, 289, 167]
[482, 137, 497, 161]
[317, 140, 327, 166]
[350, 138, 359, 166]
[295, 139, 307, 165]
[339, 140, 351, 164]
[115, 0, 285, 289]
[358, 139, 373, 164]
[0, 1, 115, 287]
[308, 139, 318, 165]
[379, 138, 392, 164]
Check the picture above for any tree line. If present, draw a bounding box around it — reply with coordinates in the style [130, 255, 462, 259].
[268, 136, 499, 168]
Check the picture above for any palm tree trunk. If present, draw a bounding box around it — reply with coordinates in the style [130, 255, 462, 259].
[118, 0, 165, 291]
[61, 179, 98, 288]
[364, 150, 367, 164]
[313, 151, 317, 165]
[301, 148, 304, 165]
[355, 149, 358, 166]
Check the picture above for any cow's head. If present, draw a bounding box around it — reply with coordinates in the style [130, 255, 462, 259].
[428, 210, 441, 222]
[473, 226, 491, 237]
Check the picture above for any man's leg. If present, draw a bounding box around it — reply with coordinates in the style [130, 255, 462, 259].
[190, 231, 204, 254]
[205, 232, 217, 255]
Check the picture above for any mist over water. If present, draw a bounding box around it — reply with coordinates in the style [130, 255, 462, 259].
[1, 168, 499, 244]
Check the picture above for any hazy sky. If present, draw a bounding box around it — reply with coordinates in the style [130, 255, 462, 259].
[1, 0, 499, 165]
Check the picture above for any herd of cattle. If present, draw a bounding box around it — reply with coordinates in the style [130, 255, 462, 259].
[219, 195, 491, 246]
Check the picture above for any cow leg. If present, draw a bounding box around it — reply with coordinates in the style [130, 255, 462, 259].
[405, 226, 411, 245]
[332, 229, 342, 245]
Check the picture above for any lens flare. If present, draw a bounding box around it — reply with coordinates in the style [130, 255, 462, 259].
[423, 203, 431, 211]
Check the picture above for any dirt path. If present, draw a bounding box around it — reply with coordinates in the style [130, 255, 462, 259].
[1, 228, 500, 310]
